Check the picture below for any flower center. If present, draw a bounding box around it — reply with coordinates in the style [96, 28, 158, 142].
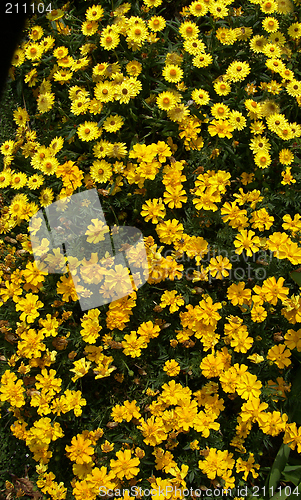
[85, 128, 90, 134]
[170, 69, 177, 76]
[106, 36, 112, 43]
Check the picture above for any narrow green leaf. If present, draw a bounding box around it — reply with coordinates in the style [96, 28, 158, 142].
[270, 486, 294, 500]
[282, 465, 301, 486]
[290, 270, 301, 287]
[269, 443, 290, 493]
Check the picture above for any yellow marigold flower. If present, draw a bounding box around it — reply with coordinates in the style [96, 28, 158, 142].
[15, 293, 44, 323]
[262, 276, 289, 305]
[208, 119, 234, 139]
[160, 290, 184, 313]
[284, 329, 301, 351]
[156, 219, 184, 244]
[235, 453, 260, 480]
[234, 229, 260, 257]
[70, 358, 92, 383]
[251, 305, 267, 323]
[138, 416, 167, 446]
[110, 450, 140, 480]
[227, 282, 251, 306]
[209, 255, 232, 279]
[141, 198, 166, 224]
[281, 166, 296, 185]
[282, 214, 301, 235]
[267, 344, 291, 368]
[66, 435, 94, 464]
[163, 359, 180, 376]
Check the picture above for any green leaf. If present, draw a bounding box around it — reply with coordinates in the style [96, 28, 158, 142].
[290, 270, 301, 287]
[270, 486, 294, 500]
[282, 465, 301, 486]
[269, 444, 290, 493]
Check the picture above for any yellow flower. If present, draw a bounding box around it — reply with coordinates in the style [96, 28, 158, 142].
[156, 91, 178, 111]
[163, 359, 181, 376]
[179, 21, 200, 39]
[103, 115, 124, 133]
[81, 20, 99, 36]
[65, 435, 94, 464]
[25, 43, 44, 61]
[209, 255, 232, 279]
[110, 450, 140, 480]
[148, 16, 166, 32]
[262, 17, 279, 32]
[37, 93, 55, 113]
[267, 344, 291, 368]
[13, 107, 29, 127]
[226, 61, 251, 82]
[70, 358, 92, 383]
[77, 122, 101, 142]
[234, 229, 261, 256]
[85, 5, 104, 21]
[141, 198, 166, 224]
[191, 88, 210, 106]
[156, 219, 184, 244]
[162, 65, 183, 83]
[279, 149, 294, 165]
